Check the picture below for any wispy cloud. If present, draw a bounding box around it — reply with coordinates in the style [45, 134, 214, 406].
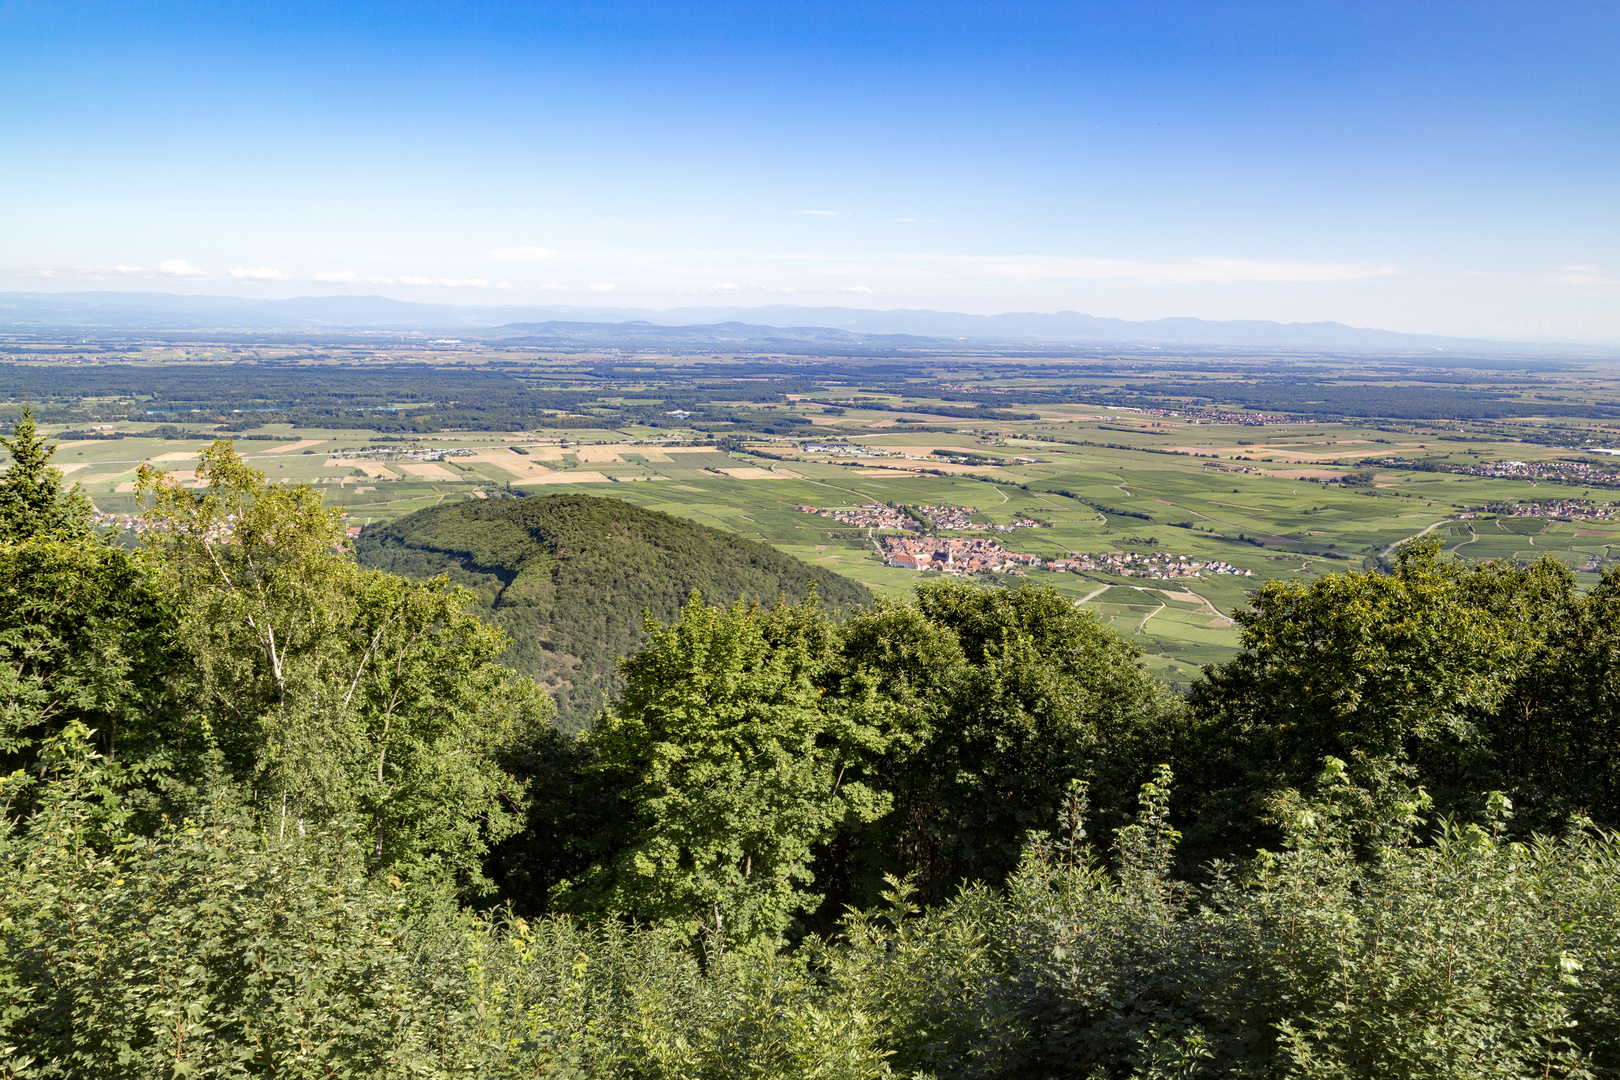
[316, 269, 402, 286]
[588, 282, 616, 292]
[491, 246, 564, 260]
[914, 255, 1400, 286]
[673, 283, 798, 296]
[1553, 265, 1619, 286]
[153, 259, 209, 279]
[230, 266, 289, 281]
[537, 283, 570, 291]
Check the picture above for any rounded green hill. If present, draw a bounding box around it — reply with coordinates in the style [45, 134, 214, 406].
[355, 493, 871, 730]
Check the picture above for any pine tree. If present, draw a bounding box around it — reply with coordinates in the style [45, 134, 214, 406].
[0, 404, 94, 543]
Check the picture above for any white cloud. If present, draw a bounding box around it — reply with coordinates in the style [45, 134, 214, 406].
[1553, 265, 1619, 286]
[927, 255, 1399, 286]
[440, 278, 491, 288]
[491, 246, 563, 260]
[399, 276, 436, 286]
[537, 283, 570, 291]
[314, 270, 360, 283]
[75, 264, 146, 277]
[838, 285, 873, 294]
[673, 283, 798, 296]
[154, 259, 209, 279]
[33, 269, 60, 278]
[495, 281, 517, 290]
[588, 282, 616, 292]
[230, 266, 289, 281]
[797, 210, 838, 216]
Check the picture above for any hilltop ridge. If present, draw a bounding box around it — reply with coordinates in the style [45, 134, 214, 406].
[354, 493, 871, 729]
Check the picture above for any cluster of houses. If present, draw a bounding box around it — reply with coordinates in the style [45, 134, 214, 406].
[798, 503, 917, 530]
[1455, 459, 1620, 486]
[798, 501, 1043, 533]
[92, 511, 147, 534]
[1185, 411, 1288, 426]
[800, 442, 894, 457]
[883, 537, 1253, 580]
[913, 504, 1042, 531]
[883, 536, 1040, 574]
[348, 445, 475, 462]
[1048, 551, 1253, 579]
[1452, 499, 1618, 520]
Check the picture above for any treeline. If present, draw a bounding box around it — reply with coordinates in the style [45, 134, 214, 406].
[5, 415, 1620, 1075]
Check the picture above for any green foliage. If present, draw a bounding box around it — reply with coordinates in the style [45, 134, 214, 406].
[564, 595, 887, 948]
[0, 404, 93, 543]
[11, 460, 1620, 1076]
[0, 730, 891, 1079]
[841, 763, 1620, 1079]
[356, 493, 871, 731]
[0, 538, 181, 826]
[139, 442, 550, 892]
[1188, 538, 1620, 850]
[833, 579, 1184, 907]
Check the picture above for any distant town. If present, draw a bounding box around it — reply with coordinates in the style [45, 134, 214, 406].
[796, 502, 1042, 532]
[883, 535, 1253, 579]
[1451, 499, 1619, 520]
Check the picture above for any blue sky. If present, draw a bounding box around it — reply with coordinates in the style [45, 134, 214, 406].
[2, 1, 1616, 338]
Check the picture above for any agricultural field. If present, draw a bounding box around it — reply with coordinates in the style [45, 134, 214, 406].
[12, 343, 1620, 684]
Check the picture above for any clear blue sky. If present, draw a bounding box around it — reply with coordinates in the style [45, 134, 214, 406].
[2, 2, 1616, 338]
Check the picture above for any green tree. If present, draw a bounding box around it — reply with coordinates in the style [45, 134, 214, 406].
[833, 579, 1182, 906]
[138, 441, 548, 891]
[0, 539, 181, 831]
[1186, 539, 1585, 852]
[0, 404, 93, 543]
[565, 594, 887, 948]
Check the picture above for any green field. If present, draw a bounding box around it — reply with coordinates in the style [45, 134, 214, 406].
[18, 347, 1620, 684]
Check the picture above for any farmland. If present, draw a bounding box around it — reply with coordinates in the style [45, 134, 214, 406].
[12, 341, 1620, 684]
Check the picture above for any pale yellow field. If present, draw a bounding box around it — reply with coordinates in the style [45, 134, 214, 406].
[462, 450, 556, 478]
[573, 446, 623, 463]
[262, 439, 326, 454]
[714, 467, 802, 480]
[397, 462, 459, 480]
[515, 471, 613, 484]
[326, 458, 398, 479]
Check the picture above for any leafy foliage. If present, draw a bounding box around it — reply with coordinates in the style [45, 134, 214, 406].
[831, 579, 1184, 908]
[1188, 538, 1620, 851]
[563, 596, 887, 947]
[138, 442, 551, 891]
[6, 428, 1620, 1077]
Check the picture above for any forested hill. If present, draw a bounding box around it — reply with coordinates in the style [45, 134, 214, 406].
[355, 493, 871, 729]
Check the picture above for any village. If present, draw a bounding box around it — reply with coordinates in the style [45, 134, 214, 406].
[797, 503, 918, 530]
[797, 501, 1042, 532]
[1451, 498, 1619, 520]
[883, 535, 1253, 579]
[911, 503, 1043, 531]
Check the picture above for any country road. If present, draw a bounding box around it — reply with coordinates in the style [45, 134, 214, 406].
[1381, 519, 1450, 559]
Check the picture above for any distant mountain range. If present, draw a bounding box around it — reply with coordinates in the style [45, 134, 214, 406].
[1, 290, 1612, 354]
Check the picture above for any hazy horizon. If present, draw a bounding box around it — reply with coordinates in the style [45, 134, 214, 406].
[3, 3, 1615, 339]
